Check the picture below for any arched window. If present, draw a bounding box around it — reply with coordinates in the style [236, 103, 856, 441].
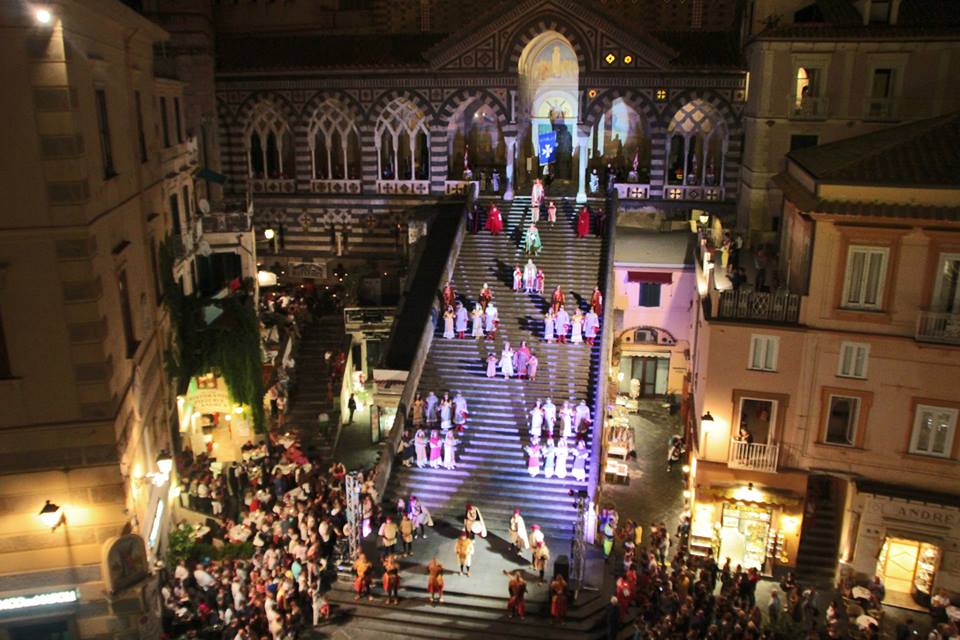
[245, 101, 294, 179]
[307, 100, 361, 180]
[666, 100, 728, 187]
[590, 98, 649, 182]
[376, 98, 430, 181]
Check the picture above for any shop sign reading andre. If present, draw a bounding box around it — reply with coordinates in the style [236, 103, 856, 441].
[0, 589, 79, 611]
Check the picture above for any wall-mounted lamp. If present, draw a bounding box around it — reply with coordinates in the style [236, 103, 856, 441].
[35, 8, 52, 24]
[135, 451, 173, 488]
[39, 500, 65, 531]
[698, 213, 710, 226]
[155, 450, 173, 476]
[701, 411, 715, 430]
[263, 228, 276, 240]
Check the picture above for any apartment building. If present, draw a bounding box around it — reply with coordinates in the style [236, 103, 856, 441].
[0, 2, 194, 637]
[737, 0, 960, 241]
[688, 114, 960, 607]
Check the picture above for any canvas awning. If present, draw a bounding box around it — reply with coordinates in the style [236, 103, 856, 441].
[196, 167, 228, 185]
[627, 271, 673, 284]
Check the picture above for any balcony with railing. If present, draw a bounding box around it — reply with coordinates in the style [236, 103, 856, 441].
[613, 182, 651, 200]
[715, 289, 802, 324]
[249, 177, 296, 194]
[376, 180, 430, 195]
[310, 179, 362, 195]
[728, 438, 779, 473]
[863, 97, 898, 121]
[789, 95, 829, 120]
[664, 185, 724, 202]
[916, 310, 960, 345]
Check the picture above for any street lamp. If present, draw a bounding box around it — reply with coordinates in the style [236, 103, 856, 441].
[35, 8, 52, 24]
[263, 228, 275, 240]
[698, 213, 710, 227]
[38, 500, 64, 531]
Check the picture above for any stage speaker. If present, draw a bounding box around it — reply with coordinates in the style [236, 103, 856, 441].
[553, 554, 570, 581]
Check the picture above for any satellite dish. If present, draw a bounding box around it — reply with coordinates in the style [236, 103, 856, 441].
[198, 198, 211, 214]
[197, 240, 212, 257]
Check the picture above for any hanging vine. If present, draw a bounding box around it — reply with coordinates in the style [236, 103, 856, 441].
[159, 240, 266, 432]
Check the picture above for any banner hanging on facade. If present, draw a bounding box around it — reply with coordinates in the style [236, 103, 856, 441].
[538, 130, 557, 165]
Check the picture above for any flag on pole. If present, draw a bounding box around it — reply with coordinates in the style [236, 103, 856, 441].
[538, 130, 557, 165]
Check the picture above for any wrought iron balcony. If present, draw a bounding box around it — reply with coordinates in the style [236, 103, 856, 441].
[715, 289, 801, 324]
[728, 439, 779, 473]
[916, 310, 960, 345]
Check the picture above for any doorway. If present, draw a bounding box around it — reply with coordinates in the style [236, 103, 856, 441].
[618, 355, 669, 397]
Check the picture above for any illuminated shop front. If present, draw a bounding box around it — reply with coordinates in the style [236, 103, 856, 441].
[176, 374, 259, 462]
[690, 463, 806, 575]
[845, 480, 960, 609]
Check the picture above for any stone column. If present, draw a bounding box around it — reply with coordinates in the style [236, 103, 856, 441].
[576, 134, 589, 204]
[504, 136, 516, 201]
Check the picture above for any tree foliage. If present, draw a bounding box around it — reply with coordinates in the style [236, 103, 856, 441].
[159, 240, 266, 432]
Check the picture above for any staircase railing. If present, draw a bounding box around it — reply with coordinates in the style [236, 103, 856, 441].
[372, 195, 472, 499]
[588, 190, 618, 507]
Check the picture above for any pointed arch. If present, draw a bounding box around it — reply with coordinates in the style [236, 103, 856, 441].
[504, 13, 592, 74]
[665, 98, 728, 188]
[374, 96, 431, 182]
[306, 99, 362, 181]
[240, 96, 296, 180]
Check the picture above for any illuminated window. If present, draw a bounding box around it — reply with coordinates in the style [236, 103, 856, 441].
[909, 404, 958, 458]
[605, 53, 616, 65]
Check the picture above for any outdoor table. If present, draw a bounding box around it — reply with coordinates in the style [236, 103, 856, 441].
[856, 614, 878, 630]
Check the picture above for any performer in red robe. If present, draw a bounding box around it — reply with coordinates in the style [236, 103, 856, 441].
[427, 557, 445, 604]
[615, 575, 632, 619]
[576, 206, 591, 238]
[442, 281, 456, 309]
[485, 204, 503, 235]
[507, 571, 527, 619]
[551, 286, 565, 314]
[479, 283, 492, 311]
[550, 574, 568, 623]
[590, 286, 603, 316]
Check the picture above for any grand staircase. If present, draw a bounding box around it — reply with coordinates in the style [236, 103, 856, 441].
[384, 195, 607, 538]
[794, 478, 841, 588]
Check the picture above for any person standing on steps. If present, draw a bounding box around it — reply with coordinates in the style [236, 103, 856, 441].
[464, 503, 487, 538]
[427, 557, 445, 604]
[439, 392, 452, 430]
[551, 285, 565, 313]
[531, 178, 544, 219]
[486, 351, 498, 378]
[555, 305, 570, 343]
[543, 397, 557, 435]
[485, 301, 499, 340]
[529, 399, 544, 440]
[571, 308, 584, 344]
[411, 391, 425, 427]
[352, 552, 373, 601]
[515, 340, 531, 379]
[525, 438, 542, 477]
[543, 438, 556, 478]
[485, 203, 503, 235]
[533, 539, 551, 584]
[507, 571, 527, 620]
[442, 305, 455, 339]
[591, 286, 604, 316]
[414, 429, 427, 468]
[347, 394, 357, 424]
[471, 304, 485, 339]
[584, 307, 599, 345]
[550, 574, 569, 625]
[572, 439, 589, 481]
[547, 200, 557, 226]
[453, 391, 468, 432]
[442, 280, 456, 309]
[478, 282, 492, 311]
[500, 341, 514, 378]
[524, 222, 542, 256]
[382, 554, 400, 605]
[508, 508, 529, 555]
[455, 530, 475, 576]
[442, 430, 460, 470]
[535, 266, 545, 295]
[554, 436, 569, 478]
[454, 301, 468, 339]
[428, 430, 442, 468]
[512, 264, 523, 291]
[577, 205, 591, 238]
[523, 259, 538, 293]
[543, 308, 555, 342]
[527, 352, 538, 381]
[399, 512, 414, 556]
[377, 516, 398, 559]
[425, 391, 438, 426]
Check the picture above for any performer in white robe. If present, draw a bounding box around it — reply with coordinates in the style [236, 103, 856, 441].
[543, 439, 556, 479]
[559, 401, 574, 438]
[531, 179, 544, 218]
[572, 440, 589, 481]
[454, 303, 469, 339]
[512, 265, 523, 292]
[453, 392, 468, 430]
[523, 259, 538, 293]
[414, 429, 428, 468]
[543, 398, 557, 435]
[575, 400, 592, 430]
[554, 307, 570, 343]
[529, 524, 545, 552]
[443, 307, 455, 339]
[486, 352, 497, 377]
[471, 306, 485, 339]
[524, 440, 541, 477]
[464, 504, 487, 538]
[529, 400, 544, 439]
[543, 310, 555, 342]
[485, 303, 498, 338]
[508, 509, 530, 554]
[554, 437, 569, 478]
[570, 309, 584, 344]
[583, 309, 599, 345]
[425, 392, 439, 425]
[439, 394, 453, 430]
[499, 343, 514, 378]
[442, 431, 460, 469]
